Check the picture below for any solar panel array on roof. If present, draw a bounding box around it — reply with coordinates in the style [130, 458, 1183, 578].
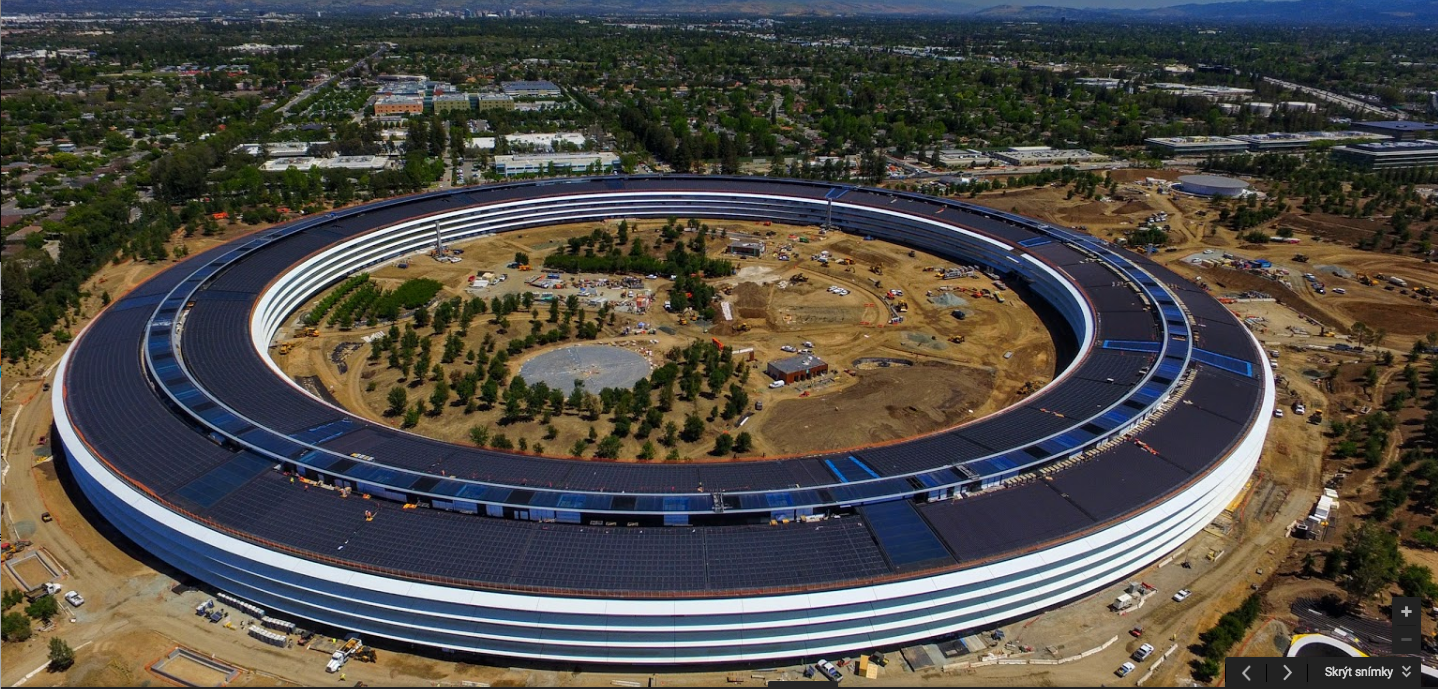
[1103, 340, 1163, 353]
[1193, 320, 1257, 359]
[1192, 348, 1254, 377]
[1047, 444, 1192, 521]
[861, 434, 993, 474]
[174, 451, 276, 508]
[1098, 310, 1162, 341]
[919, 482, 1094, 561]
[196, 471, 893, 592]
[859, 500, 954, 570]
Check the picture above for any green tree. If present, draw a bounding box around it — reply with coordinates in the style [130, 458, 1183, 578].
[662, 420, 679, 447]
[429, 379, 451, 414]
[712, 433, 734, 456]
[2, 612, 31, 642]
[595, 435, 623, 459]
[469, 424, 491, 447]
[734, 432, 753, 454]
[25, 595, 58, 623]
[1397, 564, 1438, 603]
[681, 413, 705, 442]
[386, 386, 407, 416]
[1340, 522, 1402, 602]
[48, 637, 75, 671]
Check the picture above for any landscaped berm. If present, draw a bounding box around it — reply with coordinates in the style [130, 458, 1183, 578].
[517, 344, 654, 393]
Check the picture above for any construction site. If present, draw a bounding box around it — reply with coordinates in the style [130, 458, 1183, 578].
[3, 169, 1435, 687]
[274, 218, 1057, 459]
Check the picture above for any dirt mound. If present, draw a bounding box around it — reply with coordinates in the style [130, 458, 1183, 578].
[1285, 213, 1387, 246]
[733, 281, 768, 318]
[1112, 200, 1152, 216]
[828, 239, 899, 268]
[754, 362, 994, 455]
[1342, 300, 1438, 336]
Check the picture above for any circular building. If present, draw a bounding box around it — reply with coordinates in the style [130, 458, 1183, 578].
[54, 176, 1273, 664]
[1178, 173, 1251, 197]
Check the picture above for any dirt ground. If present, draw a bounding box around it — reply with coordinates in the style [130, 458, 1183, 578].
[278, 219, 1055, 460]
[756, 362, 995, 453]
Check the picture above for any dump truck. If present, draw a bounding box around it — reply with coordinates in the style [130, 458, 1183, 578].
[327, 637, 363, 673]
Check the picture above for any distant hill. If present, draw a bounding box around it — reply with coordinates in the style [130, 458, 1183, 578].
[8, 0, 1438, 24]
[972, 0, 1438, 24]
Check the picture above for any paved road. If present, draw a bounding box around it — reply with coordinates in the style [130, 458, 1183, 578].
[272, 43, 388, 117]
[886, 155, 1128, 182]
[1260, 77, 1399, 120]
[1290, 598, 1393, 652]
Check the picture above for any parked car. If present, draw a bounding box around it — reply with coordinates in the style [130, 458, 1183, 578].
[1173, 588, 1192, 602]
[1132, 643, 1155, 662]
[814, 659, 843, 682]
[769, 380, 786, 389]
[1294, 403, 1306, 415]
[1273, 408, 1284, 418]
[64, 590, 84, 607]
[1116, 661, 1136, 677]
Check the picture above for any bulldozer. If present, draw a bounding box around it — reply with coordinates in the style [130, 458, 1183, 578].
[2, 540, 33, 562]
[734, 322, 752, 333]
[273, 341, 296, 356]
[948, 335, 966, 344]
[299, 326, 319, 337]
[1357, 274, 1374, 286]
[869, 265, 884, 275]
[790, 273, 810, 283]
[896, 301, 909, 313]
[1293, 253, 1310, 263]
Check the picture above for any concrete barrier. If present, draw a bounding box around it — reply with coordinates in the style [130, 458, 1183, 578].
[944, 635, 1119, 672]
